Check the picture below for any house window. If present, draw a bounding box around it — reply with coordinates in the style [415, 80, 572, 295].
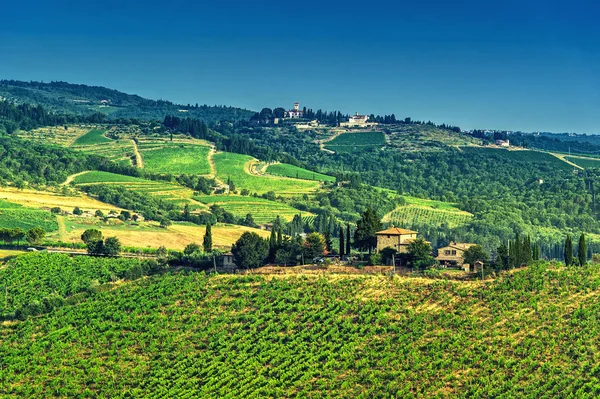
[452, 250, 457, 255]
[444, 250, 451, 255]
[387, 235, 390, 238]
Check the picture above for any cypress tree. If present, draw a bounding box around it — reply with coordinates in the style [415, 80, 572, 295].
[578, 233, 587, 266]
[532, 242, 540, 261]
[203, 223, 213, 253]
[339, 224, 345, 258]
[268, 229, 277, 262]
[346, 224, 351, 256]
[564, 235, 573, 266]
[523, 235, 532, 264]
[277, 229, 283, 247]
[514, 232, 522, 266]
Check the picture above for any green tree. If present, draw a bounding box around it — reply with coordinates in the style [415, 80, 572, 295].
[26, 227, 45, 245]
[497, 243, 510, 269]
[203, 223, 213, 253]
[103, 237, 121, 257]
[354, 208, 381, 254]
[73, 207, 83, 216]
[578, 233, 587, 266]
[81, 229, 102, 244]
[160, 218, 172, 229]
[463, 245, 489, 267]
[532, 242, 540, 261]
[564, 234, 574, 266]
[346, 224, 351, 256]
[86, 239, 104, 256]
[339, 224, 345, 258]
[268, 229, 277, 262]
[184, 243, 201, 255]
[95, 210, 104, 218]
[231, 232, 269, 269]
[324, 231, 332, 252]
[304, 232, 325, 260]
[407, 238, 434, 270]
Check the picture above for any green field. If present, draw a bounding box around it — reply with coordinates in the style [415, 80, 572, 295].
[72, 129, 112, 145]
[0, 199, 58, 232]
[266, 163, 336, 182]
[141, 144, 211, 174]
[461, 147, 573, 170]
[194, 195, 309, 223]
[383, 196, 473, 228]
[213, 152, 320, 196]
[566, 156, 600, 169]
[4, 263, 600, 397]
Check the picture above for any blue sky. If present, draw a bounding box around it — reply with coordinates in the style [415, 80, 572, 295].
[1, 0, 599, 132]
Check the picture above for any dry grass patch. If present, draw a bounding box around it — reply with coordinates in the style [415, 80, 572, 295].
[0, 187, 120, 213]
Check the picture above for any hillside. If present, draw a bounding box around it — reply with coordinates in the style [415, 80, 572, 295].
[3, 260, 600, 397]
[0, 80, 254, 122]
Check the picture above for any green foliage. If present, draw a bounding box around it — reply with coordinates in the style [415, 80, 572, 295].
[463, 245, 489, 266]
[303, 232, 325, 260]
[231, 232, 269, 269]
[324, 132, 386, 153]
[353, 208, 381, 254]
[579, 233, 587, 266]
[81, 229, 102, 244]
[25, 227, 45, 245]
[203, 223, 212, 253]
[565, 235, 574, 266]
[407, 237, 435, 270]
[0, 200, 58, 232]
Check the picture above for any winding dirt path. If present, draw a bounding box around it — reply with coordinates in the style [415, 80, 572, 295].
[62, 171, 90, 186]
[549, 152, 583, 170]
[132, 140, 144, 168]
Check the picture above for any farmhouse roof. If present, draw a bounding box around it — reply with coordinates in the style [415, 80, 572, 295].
[447, 242, 477, 251]
[376, 227, 418, 236]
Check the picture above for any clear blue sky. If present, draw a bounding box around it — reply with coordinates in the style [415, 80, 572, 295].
[1, 0, 599, 132]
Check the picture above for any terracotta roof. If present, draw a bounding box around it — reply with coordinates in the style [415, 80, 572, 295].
[376, 227, 418, 235]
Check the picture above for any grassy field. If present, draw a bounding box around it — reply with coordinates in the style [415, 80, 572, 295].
[566, 156, 600, 169]
[51, 217, 269, 250]
[71, 139, 135, 165]
[0, 199, 58, 232]
[72, 128, 111, 145]
[324, 131, 385, 153]
[194, 195, 309, 224]
[266, 163, 336, 182]
[383, 196, 473, 229]
[4, 262, 600, 397]
[140, 143, 211, 175]
[213, 152, 320, 196]
[0, 249, 25, 260]
[0, 187, 120, 213]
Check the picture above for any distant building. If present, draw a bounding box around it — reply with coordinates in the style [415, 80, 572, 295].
[341, 112, 374, 127]
[436, 242, 477, 268]
[285, 102, 303, 119]
[219, 252, 237, 272]
[376, 227, 419, 253]
[495, 139, 510, 147]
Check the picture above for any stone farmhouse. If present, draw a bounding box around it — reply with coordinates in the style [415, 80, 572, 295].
[376, 227, 420, 253]
[436, 242, 477, 268]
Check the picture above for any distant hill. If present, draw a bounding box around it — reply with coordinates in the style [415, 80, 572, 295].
[0, 80, 254, 122]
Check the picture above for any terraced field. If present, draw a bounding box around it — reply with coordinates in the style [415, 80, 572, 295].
[383, 196, 473, 228]
[194, 195, 309, 224]
[138, 140, 211, 175]
[0, 199, 58, 232]
[71, 139, 135, 166]
[266, 163, 336, 182]
[18, 125, 92, 146]
[324, 131, 386, 153]
[71, 171, 201, 208]
[213, 152, 320, 196]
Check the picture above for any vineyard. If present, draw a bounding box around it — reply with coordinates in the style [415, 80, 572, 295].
[194, 195, 309, 224]
[383, 197, 473, 229]
[0, 252, 151, 318]
[461, 147, 574, 170]
[324, 131, 386, 153]
[72, 128, 111, 145]
[266, 163, 336, 182]
[17, 125, 92, 146]
[138, 140, 212, 175]
[213, 152, 320, 196]
[0, 199, 58, 232]
[3, 262, 600, 397]
[566, 156, 600, 169]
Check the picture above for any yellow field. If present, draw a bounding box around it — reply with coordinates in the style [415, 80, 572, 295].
[0, 250, 25, 260]
[52, 219, 270, 250]
[18, 125, 92, 146]
[0, 187, 121, 213]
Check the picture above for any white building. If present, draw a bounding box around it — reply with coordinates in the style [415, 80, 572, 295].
[341, 112, 372, 127]
[285, 102, 303, 118]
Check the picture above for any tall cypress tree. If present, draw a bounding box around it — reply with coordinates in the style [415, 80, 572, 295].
[532, 242, 540, 261]
[564, 235, 573, 266]
[523, 235, 532, 264]
[203, 223, 213, 253]
[578, 233, 587, 266]
[277, 229, 283, 247]
[346, 224, 351, 256]
[339, 224, 345, 258]
[268, 229, 277, 262]
[514, 232, 522, 266]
